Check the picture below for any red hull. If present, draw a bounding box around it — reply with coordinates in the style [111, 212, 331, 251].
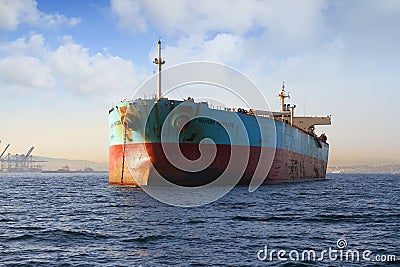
[109, 143, 327, 186]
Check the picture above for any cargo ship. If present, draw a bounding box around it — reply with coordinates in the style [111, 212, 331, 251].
[108, 40, 331, 186]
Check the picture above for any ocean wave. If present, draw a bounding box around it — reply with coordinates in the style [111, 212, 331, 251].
[231, 215, 287, 222]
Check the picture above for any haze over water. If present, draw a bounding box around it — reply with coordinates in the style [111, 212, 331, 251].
[0, 173, 398, 266]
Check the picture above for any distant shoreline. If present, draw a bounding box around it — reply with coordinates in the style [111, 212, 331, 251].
[41, 170, 108, 174]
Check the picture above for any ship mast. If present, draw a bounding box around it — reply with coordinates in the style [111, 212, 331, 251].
[153, 39, 165, 100]
[278, 81, 290, 112]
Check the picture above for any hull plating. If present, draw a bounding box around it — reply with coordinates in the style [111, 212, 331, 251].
[109, 99, 329, 186]
[109, 143, 327, 186]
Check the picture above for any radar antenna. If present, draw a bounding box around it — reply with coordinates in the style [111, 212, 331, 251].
[278, 81, 290, 112]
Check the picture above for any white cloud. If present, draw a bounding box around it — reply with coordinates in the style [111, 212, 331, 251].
[110, 0, 326, 44]
[139, 0, 259, 35]
[0, 0, 38, 30]
[159, 33, 244, 66]
[110, 0, 147, 33]
[0, 34, 53, 93]
[332, 0, 400, 62]
[51, 36, 144, 96]
[111, 0, 330, 83]
[0, 33, 47, 56]
[0, 55, 54, 93]
[0, 34, 145, 98]
[41, 13, 81, 28]
[0, 0, 80, 31]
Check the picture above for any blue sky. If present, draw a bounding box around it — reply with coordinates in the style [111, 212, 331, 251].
[0, 0, 399, 165]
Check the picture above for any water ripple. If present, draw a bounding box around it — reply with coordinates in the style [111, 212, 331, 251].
[0, 173, 398, 266]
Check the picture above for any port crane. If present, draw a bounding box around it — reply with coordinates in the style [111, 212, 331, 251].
[0, 143, 47, 172]
[0, 143, 10, 159]
[23, 146, 35, 160]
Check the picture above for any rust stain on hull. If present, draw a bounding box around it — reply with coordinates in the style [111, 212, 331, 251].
[109, 143, 327, 186]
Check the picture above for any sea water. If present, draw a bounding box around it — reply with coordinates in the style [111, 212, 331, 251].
[0, 173, 398, 266]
